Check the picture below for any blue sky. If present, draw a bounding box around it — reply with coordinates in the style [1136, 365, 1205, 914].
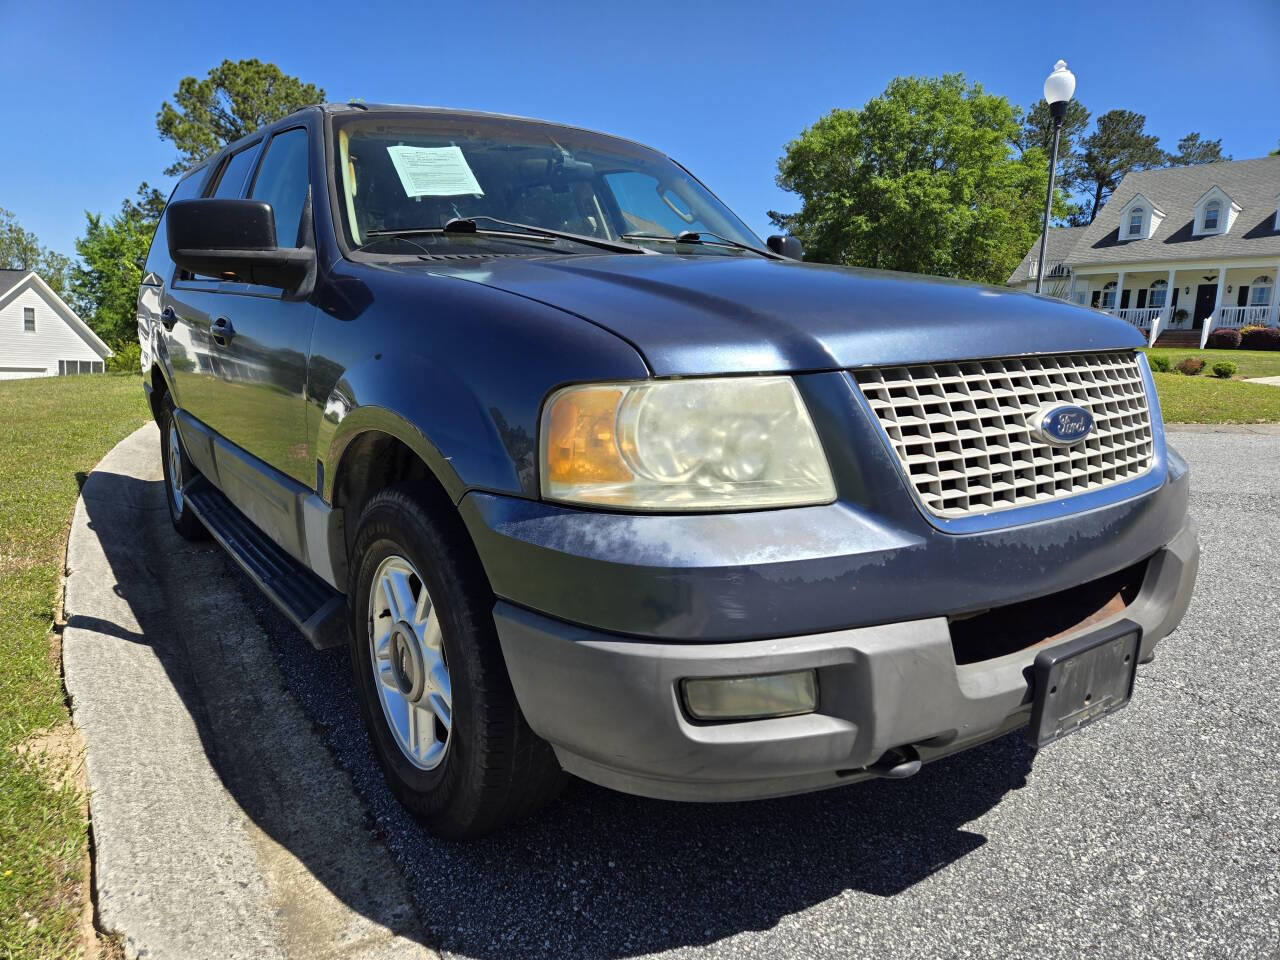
[3, 0, 1277, 257]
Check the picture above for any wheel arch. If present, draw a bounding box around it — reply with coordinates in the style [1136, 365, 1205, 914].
[327, 422, 492, 596]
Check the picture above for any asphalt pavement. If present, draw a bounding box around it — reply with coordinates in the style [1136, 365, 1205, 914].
[71, 425, 1280, 959]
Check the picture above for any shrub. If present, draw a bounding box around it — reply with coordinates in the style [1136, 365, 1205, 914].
[106, 341, 141, 373]
[1211, 361, 1237, 379]
[1206, 328, 1242, 349]
[1176, 357, 1205, 376]
[1147, 354, 1171, 373]
[1240, 326, 1280, 350]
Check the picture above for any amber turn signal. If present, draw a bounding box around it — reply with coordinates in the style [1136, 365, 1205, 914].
[543, 387, 633, 486]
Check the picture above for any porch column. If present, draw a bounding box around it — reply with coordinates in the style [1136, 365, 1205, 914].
[1149, 267, 1176, 347]
[1201, 266, 1227, 348]
[1114, 269, 1126, 315]
[1272, 264, 1280, 327]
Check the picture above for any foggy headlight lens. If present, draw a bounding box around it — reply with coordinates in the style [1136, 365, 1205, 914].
[540, 377, 835, 510]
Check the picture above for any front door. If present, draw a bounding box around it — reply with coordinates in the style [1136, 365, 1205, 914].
[169, 125, 317, 487]
[1193, 284, 1218, 331]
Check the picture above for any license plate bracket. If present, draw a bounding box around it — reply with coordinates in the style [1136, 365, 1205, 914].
[1027, 619, 1141, 747]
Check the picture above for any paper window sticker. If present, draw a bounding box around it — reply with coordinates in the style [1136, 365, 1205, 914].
[386, 145, 484, 198]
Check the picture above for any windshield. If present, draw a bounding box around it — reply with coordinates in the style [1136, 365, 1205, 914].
[331, 111, 762, 257]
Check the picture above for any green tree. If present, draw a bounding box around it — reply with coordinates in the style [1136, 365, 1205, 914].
[0, 207, 73, 297]
[1069, 110, 1166, 223]
[1168, 132, 1231, 166]
[1018, 98, 1091, 170]
[770, 74, 1058, 284]
[71, 185, 161, 346]
[156, 58, 324, 175]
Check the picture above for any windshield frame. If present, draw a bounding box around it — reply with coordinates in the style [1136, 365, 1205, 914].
[324, 108, 763, 263]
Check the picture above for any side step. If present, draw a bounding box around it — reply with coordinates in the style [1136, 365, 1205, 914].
[184, 477, 348, 650]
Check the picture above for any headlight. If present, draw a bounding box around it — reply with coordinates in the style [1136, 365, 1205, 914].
[540, 376, 836, 510]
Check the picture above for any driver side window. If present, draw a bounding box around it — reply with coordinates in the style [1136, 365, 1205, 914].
[250, 128, 311, 248]
[604, 171, 710, 237]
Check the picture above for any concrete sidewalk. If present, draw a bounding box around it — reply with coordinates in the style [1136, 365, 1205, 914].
[63, 423, 433, 960]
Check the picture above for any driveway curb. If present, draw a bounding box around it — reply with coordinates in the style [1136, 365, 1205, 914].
[62, 423, 434, 960]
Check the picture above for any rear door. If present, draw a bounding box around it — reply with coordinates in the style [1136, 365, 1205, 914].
[168, 126, 319, 488]
[138, 170, 206, 383]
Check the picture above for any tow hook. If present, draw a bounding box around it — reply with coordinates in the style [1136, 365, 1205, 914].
[868, 746, 922, 779]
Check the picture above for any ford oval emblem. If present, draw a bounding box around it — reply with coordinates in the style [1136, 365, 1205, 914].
[1033, 404, 1094, 446]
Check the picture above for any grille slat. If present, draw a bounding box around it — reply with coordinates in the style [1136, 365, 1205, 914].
[854, 352, 1154, 519]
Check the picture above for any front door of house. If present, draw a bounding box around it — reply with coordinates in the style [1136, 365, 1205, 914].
[1193, 284, 1218, 330]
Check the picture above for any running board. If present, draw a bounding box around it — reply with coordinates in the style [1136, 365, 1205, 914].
[184, 477, 348, 650]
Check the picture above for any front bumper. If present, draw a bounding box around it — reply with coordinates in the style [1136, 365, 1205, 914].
[462, 369, 1197, 801]
[495, 517, 1198, 801]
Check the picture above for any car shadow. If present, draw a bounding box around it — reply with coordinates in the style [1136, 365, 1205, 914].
[74, 465, 1036, 959]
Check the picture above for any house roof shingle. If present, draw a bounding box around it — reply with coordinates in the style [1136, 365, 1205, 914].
[0, 269, 29, 297]
[1007, 226, 1088, 284]
[1067, 156, 1280, 268]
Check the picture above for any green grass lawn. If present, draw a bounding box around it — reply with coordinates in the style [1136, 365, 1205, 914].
[1144, 347, 1280, 380]
[0, 374, 150, 958]
[1153, 372, 1280, 424]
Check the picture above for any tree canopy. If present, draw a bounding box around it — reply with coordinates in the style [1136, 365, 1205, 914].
[1018, 98, 1091, 166]
[71, 185, 164, 346]
[1168, 132, 1231, 167]
[1067, 110, 1166, 224]
[156, 58, 325, 175]
[0, 208, 73, 297]
[770, 74, 1056, 284]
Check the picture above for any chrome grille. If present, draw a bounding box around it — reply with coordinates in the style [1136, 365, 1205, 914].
[853, 351, 1154, 519]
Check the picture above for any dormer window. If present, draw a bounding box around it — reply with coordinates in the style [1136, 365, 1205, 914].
[1117, 194, 1161, 241]
[1193, 186, 1238, 236]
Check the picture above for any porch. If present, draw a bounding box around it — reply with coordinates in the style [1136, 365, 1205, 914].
[1071, 265, 1280, 348]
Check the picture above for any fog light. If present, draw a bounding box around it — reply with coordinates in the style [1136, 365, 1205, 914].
[681, 670, 818, 721]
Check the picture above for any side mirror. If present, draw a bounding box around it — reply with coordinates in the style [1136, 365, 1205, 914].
[167, 198, 312, 290]
[767, 234, 804, 260]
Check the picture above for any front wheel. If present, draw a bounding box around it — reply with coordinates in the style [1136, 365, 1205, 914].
[158, 395, 208, 541]
[349, 485, 564, 838]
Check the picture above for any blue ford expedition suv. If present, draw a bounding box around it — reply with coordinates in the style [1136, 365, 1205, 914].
[138, 104, 1198, 838]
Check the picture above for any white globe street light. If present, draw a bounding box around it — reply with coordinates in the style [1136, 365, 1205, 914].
[1036, 60, 1076, 294]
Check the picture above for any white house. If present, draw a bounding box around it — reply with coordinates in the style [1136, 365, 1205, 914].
[1008, 155, 1280, 347]
[0, 269, 112, 379]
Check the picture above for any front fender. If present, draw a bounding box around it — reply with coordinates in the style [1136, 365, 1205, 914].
[316, 355, 510, 503]
[309, 265, 652, 504]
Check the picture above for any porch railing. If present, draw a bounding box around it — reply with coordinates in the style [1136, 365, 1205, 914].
[1216, 305, 1273, 329]
[1114, 307, 1162, 331]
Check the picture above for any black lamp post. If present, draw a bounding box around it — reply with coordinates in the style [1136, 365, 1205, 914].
[1036, 59, 1076, 294]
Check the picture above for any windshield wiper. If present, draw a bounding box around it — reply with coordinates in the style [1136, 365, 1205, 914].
[444, 216, 650, 254]
[620, 230, 781, 260]
[363, 217, 648, 255]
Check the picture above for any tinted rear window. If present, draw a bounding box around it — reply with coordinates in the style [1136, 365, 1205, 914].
[211, 144, 261, 198]
[142, 171, 206, 281]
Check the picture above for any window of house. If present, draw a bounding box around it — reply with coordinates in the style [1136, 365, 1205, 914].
[23, 307, 35, 331]
[57, 360, 102, 375]
[1149, 280, 1168, 309]
[250, 128, 310, 247]
[1128, 208, 1143, 236]
[1203, 200, 1220, 231]
[1250, 276, 1273, 307]
[1101, 281, 1117, 309]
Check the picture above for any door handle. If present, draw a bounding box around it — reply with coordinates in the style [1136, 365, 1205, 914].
[160, 306, 177, 331]
[209, 316, 235, 347]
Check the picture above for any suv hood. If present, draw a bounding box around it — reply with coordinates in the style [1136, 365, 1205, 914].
[417, 254, 1142, 376]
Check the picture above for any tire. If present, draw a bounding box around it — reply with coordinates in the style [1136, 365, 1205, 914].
[158, 394, 209, 541]
[349, 485, 564, 839]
